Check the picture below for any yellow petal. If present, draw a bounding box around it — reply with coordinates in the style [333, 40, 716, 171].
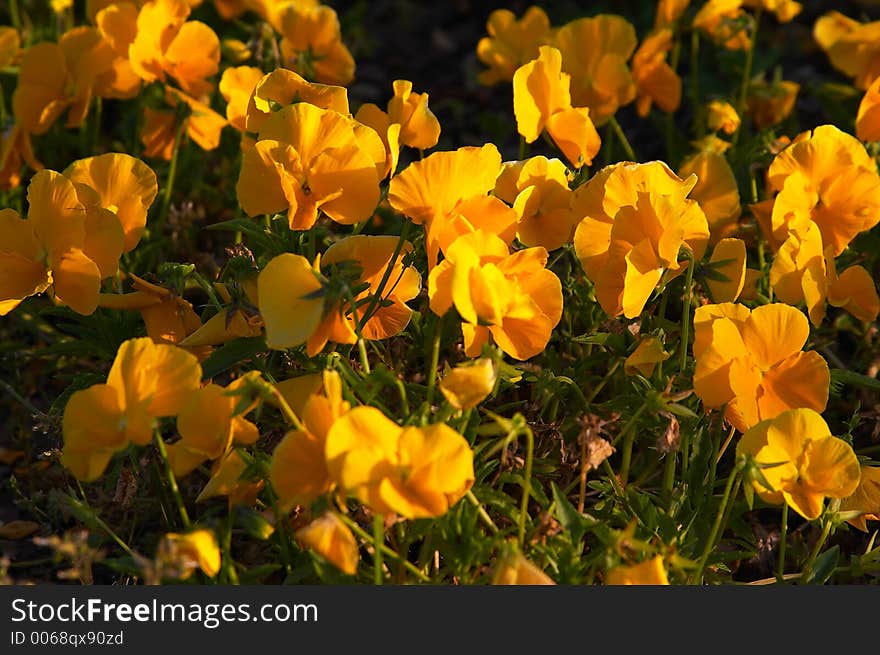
[257, 253, 325, 350]
[439, 358, 497, 410]
[706, 237, 746, 303]
[741, 304, 809, 370]
[295, 512, 358, 575]
[606, 556, 669, 585]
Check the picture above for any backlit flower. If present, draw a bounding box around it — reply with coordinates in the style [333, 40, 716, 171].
[572, 161, 709, 318]
[742, 0, 802, 23]
[157, 529, 221, 578]
[165, 373, 261, 477]
[814, 11, 880, 90]
[141, 88, 228, 159]
[840, 466, 880, 531]
[706, 100, 740, 135]
[129, 0, 221, 96]
[632, 29, 681, 117]
[0, 125, 42, 191]
[606, 555, 670, 585]
[736, 408, 860, 520]
[705, 237, 747, 303]
[624, 336, 670, 377]
[476, 6, 553, 86]
[759, 125, 880, 256]
[64, 153, 158, 253]
[0, 170, 126, 316]
[693, 303, 830, 432]
[554, 15, 638, 124]
[270, 371, 349, 511]
[512, 46, 602, 168]
[244, 67, 350, 136]
[747, 79, 799, 129]
[654, 0, 689, 29]
[491, 551, 555, 585]
[325, 406, 474, 519]
[439, 358, 497, 410]
[856, 76, 880, 142]
[678, 150, 741, 244]
[295, 512, 358, 575]
[0, 27, 21, 68]
[493, 156, 575, 251]
[693, 0, 751, 51]
[428, 231, 562, 360]
[388, 144, 516, 268]
[61, 337, 202, 480]
[258, 235, 420, 355]
[355, 80, 441, 177]
[219, 65, 264, 132]
[196, 449, 264, 507]
[277, 3, 354, 86]
[237, 103, 384, 230]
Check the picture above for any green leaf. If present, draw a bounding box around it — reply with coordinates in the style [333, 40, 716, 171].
[551, 482, 595, 545]
[804, 545, 840, 585]
[572, 332, 610, 346]
[200, 336, 267, 379]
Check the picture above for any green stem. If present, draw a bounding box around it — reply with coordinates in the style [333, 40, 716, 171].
[271, 387, 306, 431]
[690, 30, 703, 139]
[425, 313, 444, 410]
[360, 219, 412, 325]
[662, 449, 677, 506]
[608, 115, 636, 161]
[733, 8, 761, 146]
[264, 485, 293, 575]
[156, 116, 188, 235]
[519, 135, 527, 160]
[615, 402, 648, 487]
[372, 514, 384, 585]
[337, 514, 430, 582]
[466, 490, 499, 534]
[9, 0, 20, 31]
[518, 425, 535, 549]
[75, 484, 137, 559]
[89, 97, 102, 155]
[223, 509, 239, 585]
[777, 502, 788, 584]
[343, 283, 371, 375]
[679, 250, 696, 374]
[691, 466, 743, 584]
[585, 359, 620, 404]
[801, 499, 839, 584]
[153, 432, 191, 529]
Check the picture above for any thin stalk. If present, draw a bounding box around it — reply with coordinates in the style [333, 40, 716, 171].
[342, 283, 371, 375]
[9, 0, 21, 31]
[264, 484, 293, 575]
[75, 483, 136, 559]
[372, 514, 385, 585]
[156, 116, 188, 234]
[466, 490, 499, 534]
[733, 8, 761, 146]
[518, 425, 535, 549]
[337, 514, 430, 582]
[777, 502, 788, 583]
[662, 450, 677, 506]
[801, 499, 840, 584]
[360, 219, 412, 325]
[89, 97, 102, 155]
[616, 402, 649, 487]
[691, 467, 743, 584]
[271, 387, 306, 431]
[153, 432, 191, 529]
[690, 30, 703, 139]
[424, 313, 444, 409]
[679, 250, 696, 374]
[608, 115, 636, 161]
[519, 135, 527, 160]
[585, 359, 620, 404]
[223, 510, 239, 585]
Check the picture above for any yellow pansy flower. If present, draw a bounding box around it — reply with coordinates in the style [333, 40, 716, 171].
[572, 161, 709, 319]
[737, 408, 860, 520]
[61, 338, 202, 481]
[678, 150, 741, 244]
[554, 15, 638, 124]
[476, 6, 553, 86]
[295, 512, 358, 576]
[493, 156, 575, 251]
[513, 46, 602, 169]
[325, 406, 474, 519]
[624, 337, 670, 377]
[428, 231, 563, 361]
[237, 103, 384, 231]
[277, 3, 354, 86]
[157, 529, 221, 578]
[439, 358, 497, 410]
[606, 555, 670, 585]
[632, 29, 681, 117]
[693, 303, 829, 432]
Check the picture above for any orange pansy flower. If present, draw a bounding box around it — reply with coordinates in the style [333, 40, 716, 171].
[693, 303, 830, 432]
[512, 46, 601, 169]
[632, 29, 681, 117]
[476, 6, 553, 86]
[277, 3, 354, 86]
[428, 230, 562, 361]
